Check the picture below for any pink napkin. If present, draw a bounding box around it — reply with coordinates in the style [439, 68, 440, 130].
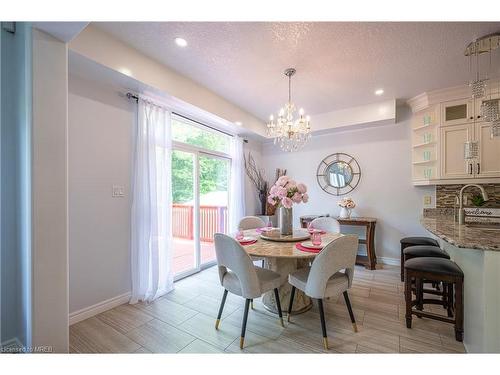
[295, 243, 322, 253]
[239, 239, 257, 246]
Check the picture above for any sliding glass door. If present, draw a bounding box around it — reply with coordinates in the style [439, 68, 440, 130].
[171, 150, 197, 276]
[199, 154, 230, 265]
[170, 114, 231, 279]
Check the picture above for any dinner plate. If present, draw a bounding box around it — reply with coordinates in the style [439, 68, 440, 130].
[300, 241, 323, 250]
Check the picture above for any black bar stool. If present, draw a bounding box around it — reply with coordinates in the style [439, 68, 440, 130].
[400, 237, 440, 281]
[403, 245, 451, 312]
[404, 257, 464, 342]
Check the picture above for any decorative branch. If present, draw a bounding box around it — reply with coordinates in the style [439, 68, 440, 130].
[244, 152, 269, 215]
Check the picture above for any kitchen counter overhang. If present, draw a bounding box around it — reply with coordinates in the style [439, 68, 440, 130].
[420, 215, 500, 251]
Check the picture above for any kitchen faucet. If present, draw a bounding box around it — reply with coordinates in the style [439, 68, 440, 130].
[458, 184, 489, 225]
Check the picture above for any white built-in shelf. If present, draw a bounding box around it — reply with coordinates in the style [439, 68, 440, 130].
[413, 124, 436, 131]
[412, 141, 436, 149]
[412, 160, 436, 165]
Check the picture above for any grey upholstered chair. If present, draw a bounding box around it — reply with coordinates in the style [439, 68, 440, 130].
[287, 235, 359, 350]
[310, 216, 341, 233]
[214, 233, 284, 349]
[238, 216, 267, 268]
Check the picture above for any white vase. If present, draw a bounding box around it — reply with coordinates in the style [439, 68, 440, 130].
[339, 207, 351, 219]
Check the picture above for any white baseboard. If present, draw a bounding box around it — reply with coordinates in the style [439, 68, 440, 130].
[69, 292, 131, 326]
[377, 256, 400, 266]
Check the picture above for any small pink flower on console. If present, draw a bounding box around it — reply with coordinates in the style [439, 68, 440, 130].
[268, 196, 276, 205]
[302, 193, 309, 203]
[269, 185, 278, 195]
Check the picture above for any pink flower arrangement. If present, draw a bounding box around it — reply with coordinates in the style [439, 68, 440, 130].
[338, 197, 356, 209]
[267, 176, 308, 209]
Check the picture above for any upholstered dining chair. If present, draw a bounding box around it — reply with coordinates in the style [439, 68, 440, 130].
[213, 233, 284, 349]
[310, 216, 341, 233]
[287, 235, 359, 350]
[238, 216, 267, 269]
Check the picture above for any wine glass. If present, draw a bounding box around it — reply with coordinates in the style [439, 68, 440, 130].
[311, 232, 322, 246]
[307, 222, 314, 234]
[267, 220, 272, 228]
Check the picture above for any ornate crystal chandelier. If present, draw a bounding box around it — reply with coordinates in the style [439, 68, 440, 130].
[465, 33, 500, 138]
[267, 68, 311, 152]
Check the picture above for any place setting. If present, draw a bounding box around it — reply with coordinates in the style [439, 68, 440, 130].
[295, 230, 324, 253]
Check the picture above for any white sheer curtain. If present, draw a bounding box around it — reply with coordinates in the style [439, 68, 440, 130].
[130, 99, 174, 303]
[229, 136, 246, 233]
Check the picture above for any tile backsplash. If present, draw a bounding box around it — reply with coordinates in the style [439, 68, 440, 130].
[436, 184, 500, 208]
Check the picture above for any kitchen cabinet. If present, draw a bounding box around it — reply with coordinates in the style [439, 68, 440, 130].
[408, 83, 500, 185]
[440, 123, 475, 179]
[475, 122, 500, 177]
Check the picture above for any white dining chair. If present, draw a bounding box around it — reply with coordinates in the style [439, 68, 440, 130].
[238, 216, 266, 231]
[213, 233, 284, 349]
[238, 216, 267, 269]
[310, 216, 341, 233]
[287, 235, 359, 350]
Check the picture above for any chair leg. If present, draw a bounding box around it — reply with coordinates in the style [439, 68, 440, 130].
[273, 288, 284, 327]
[405, 271, 412, 329]
[287, 286, 296, 322]
[400, 247, 405, 282]
[240, 299, 251, 349]
[251, 299, 254, 310]
[416, 277, 424, 317]
[447, 283, 454, 318]
[215, 289, 228, 330]
[318, 299, 328, 350]
[343, 291, 357, 332]
[262, 259, 265, 268]
[454, 280, 464, 342]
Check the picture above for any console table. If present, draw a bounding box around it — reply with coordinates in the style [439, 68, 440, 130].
[300, 215, 377, 270]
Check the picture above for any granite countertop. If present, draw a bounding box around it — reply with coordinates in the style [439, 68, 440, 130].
[420, 214, 500, 251]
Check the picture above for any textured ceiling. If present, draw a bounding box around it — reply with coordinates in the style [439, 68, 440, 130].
[94, 22, 500, 120]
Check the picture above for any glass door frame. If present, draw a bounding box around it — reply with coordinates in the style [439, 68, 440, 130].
[172, 141, 232, 281]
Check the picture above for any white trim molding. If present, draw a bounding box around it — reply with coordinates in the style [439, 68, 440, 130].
[69, 292, 131, 326]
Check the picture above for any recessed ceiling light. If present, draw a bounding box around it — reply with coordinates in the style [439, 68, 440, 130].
[375, 89, 384, 96]
[174, 37, 188, 47]
[235, 121, 243, 126]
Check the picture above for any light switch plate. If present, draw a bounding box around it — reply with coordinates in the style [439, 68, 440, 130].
[423, 196, 432, 205]
[112, 185, 125, 197]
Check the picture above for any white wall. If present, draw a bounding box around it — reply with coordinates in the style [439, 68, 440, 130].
[261, 106, 435, 262]
[68, 76, 134, 314]
[31, 28, 69, 353]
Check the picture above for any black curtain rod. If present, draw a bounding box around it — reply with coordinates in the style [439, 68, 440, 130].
[125, 92, 248, 143]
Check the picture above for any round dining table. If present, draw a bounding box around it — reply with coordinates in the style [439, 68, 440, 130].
[242, 228, 343, 315]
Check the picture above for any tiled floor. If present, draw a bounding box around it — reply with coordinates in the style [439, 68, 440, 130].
[69, 264, 466, 353]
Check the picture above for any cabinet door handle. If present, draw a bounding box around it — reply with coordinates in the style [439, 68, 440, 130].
[469, 164, 473, 174]
[477, 163, 480, 174]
